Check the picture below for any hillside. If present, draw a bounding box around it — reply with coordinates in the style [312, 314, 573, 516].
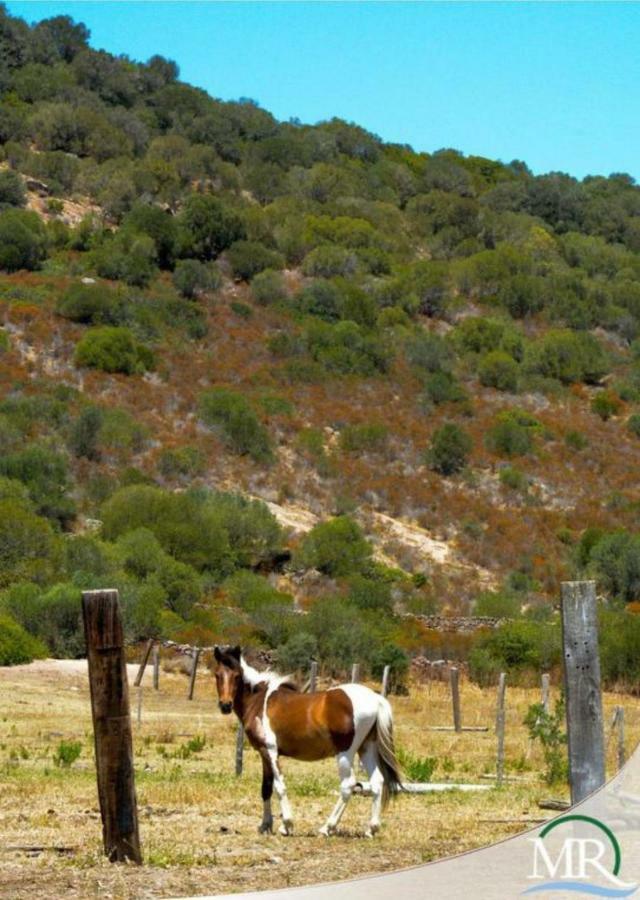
[1, 6, 640, 685]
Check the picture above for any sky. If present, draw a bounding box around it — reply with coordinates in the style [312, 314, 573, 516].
[6, 1, 640, 181]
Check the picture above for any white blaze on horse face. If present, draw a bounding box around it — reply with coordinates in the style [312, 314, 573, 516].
[262, 683, 294, 835]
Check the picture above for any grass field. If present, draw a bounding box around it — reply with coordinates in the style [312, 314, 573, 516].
[0, 659, 637, 900]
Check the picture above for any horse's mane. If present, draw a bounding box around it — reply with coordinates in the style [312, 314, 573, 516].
[240, 655, 299, 693]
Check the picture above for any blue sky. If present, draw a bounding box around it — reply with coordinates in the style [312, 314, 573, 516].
[7, 2, 640, 181]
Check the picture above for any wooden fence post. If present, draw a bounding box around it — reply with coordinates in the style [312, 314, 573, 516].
[309, 660, 318, 693]
[152, 644, 159, 691]
[187, 648, 201, 701]
[235, 723, 244, 777]
[134, 639, 154, 688]
[561, 581, 605, 805]
[541, 673, 550, 714]
[615, 706, 625, 770]
[496, 673, 506, 787]
[137, 685, 142, 727]
[351, 663, 360, 683]
[450, 667, 461, 733]
[81, 589, 142, 864]
[381, 665, 390, 698]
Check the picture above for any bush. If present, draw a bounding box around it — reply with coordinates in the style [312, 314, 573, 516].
[524, 329, 609, 385]
[302, 245, 357, 278]
[470, 620, 561, 681]
[198, 388, 272, 462]
[222, 570, 292, 612]
[474, 590, 521, 618]
[74, 327, 154, 375]
[298, 279, 342, 322]
[478, 350, 519, 392]
[484, 411, 538, 458]
[339, 423, 388, 454]
[426, 423, 472, 475]
[628, 414, 640, 437]
[0, 613, 47, 665]
[422, 371, 467, 406]
[277, 632, 319, 673]
[0, 209, 48, 271]
[69, 406, 103, 460]
[251, 268, 287, 305]
[172, 259, 220, 298]
[346, 575, 393, 613]
[295, 516, 373, 577]
[158, 446, 205, 479]
[52, 739, 82, 768]
[122, 204, 179, 269]
[93, 233, 158, 287]
[591, 391, 622, 421]
[56, 282, 124, 325]
[0, 445, 74, 523]
[0, 170, 26, 208]
[227, 240, 284, 281]
[180, 193, 245, 260]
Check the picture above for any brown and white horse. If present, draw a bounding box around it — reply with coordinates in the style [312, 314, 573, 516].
[213, 645, 403, 838]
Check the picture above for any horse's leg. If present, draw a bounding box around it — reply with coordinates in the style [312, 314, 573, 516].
[258, 750, 274, 834]
[359, 741, 384, 838]
[319, 750, 356, 837]
[266, 749, 294, 835]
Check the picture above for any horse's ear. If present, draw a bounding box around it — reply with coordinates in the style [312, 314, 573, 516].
[214, 645, 222, 662]
[231, 645, 241, 660]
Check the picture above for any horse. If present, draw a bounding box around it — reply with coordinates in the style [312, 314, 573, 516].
[213, 645, 403, 838]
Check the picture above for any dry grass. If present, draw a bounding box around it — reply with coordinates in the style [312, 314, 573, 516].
[0, 661, 638, 900]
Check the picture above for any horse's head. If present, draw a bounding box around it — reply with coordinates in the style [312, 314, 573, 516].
[213, 645, 242, 714]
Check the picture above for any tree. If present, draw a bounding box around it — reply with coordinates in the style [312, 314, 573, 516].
[227, 240, 284, 281]
[179, 193, 245, 260]
[172, 259, 220, 298]
[295, 516, 372, 576]
[198, 388, 272, 462]
[74, 327, 154, 375]
[0, 169, 26, 209]
[426, 423, 472, 475]
[0, 209, 48, 271]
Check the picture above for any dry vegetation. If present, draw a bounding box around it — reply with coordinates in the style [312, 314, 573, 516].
[0, 659, 638, 900]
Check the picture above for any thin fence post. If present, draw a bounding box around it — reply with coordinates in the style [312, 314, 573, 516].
[381, 665, 390, 698]
[137, 685, 142, 727]
[152, 644, 159, 691]
[187, 648, 201, 701]
[616, 706, 625, 770]
[561, 580, 605, 805]
[81, 589, 142, 864]
[496, 673, 506, 787]
[309, 660, 318, 693]
[134, 639, 154, 688]
[351, 663, 360, 683]
[235, 723, 244, 777]
[450, 667, 461, 733]
[541, 673, 550, 714]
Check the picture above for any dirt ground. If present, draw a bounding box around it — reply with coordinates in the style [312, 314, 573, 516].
[0, 659, 637, 900]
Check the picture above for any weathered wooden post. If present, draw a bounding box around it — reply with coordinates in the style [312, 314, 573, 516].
[561, 581, 605, 805]
[450, 667, 461, 733]
[81, 589, 142, 864]
[381, 665, 390, 698]
[351, 663, 360, 683]
[541, 673, 550, 714]
[496, 673, 506, 787]
[152, 644, 160, 691]
[309, 660, 318, 693]
[137, 685, 142, 727]
[187, 648, 201, 701]
[614, 706, 625, 770]
[235, 723, 244, 777]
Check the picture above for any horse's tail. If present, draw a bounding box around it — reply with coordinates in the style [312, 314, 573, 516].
[374, 695, 404, 809]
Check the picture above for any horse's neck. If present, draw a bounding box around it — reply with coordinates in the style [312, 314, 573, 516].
[233, 680, 265, 724]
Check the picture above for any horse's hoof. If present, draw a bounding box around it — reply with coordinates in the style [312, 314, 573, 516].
[365, 824, 379, 838]
[258, 821, 274, 834]
[279, 820, 293, 836]
[319, 825, 336, 837]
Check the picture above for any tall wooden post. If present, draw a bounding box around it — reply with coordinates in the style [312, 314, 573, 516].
[134, 639, 154, 688]
[351, 663, 360, 683]
[152, 644, 159, 691]
[561, 581, 605, 805]
[450, 667, 461, 733]
[309, 660, 318, 693]
[541, 673, 550, 714]
[81, 589, 142, 864]
[381, 665, 390, 698]
[235, 723, 244, 776]
[136, 685, 142, 727]
[496, 673, 506, 787]
[187, 648, 201, 701]
[614, 706, 625, 770]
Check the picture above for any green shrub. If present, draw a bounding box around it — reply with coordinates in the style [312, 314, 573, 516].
[339, 423, 388, 454]
[56, 282, 124, 325]
[599, 609, 640, 686]
[470, 620, 561, 680]
[474, 590, 520, 618]
[406, 331, 453, 374]
[426, 423, 472, 475]
[498, 466, 528, 492]
[422, 371, 467, 406]
[0, 169, 26, 209]
[158, 446, 205, 479]
[524, 699, 567, 785]
[295, 516, 372, 577]
[222, 570, 292, 612]
[591, 391, 622, 421]
[346, 575, 393, 613]
[479, 350, 519, 392]
[397, 747, 437, 782]
[53, 739, 82, 768]
[298, 279, 342, 322]
[172, 259, 220, 298]
[277, 632, 319, 673]
[484, 411, 537, 458]
[251, 268, 287, 305]
[565, 429, 588, 450]
[227, 240, 284, 281]
[302, 245, 357, 278]
[628, 414, 640, 438]
[0, 445, 74, 523]
[305, 320, 390, 376]
[68, 406, 103, 460]
[93, 233, 158, 287]
[180, 194, 246, 261]
[74, 327, 154, 375]
[0, 208, 48, 271]
[198, 388, 272, 462]
[0, 613, 47, 665]
[122, 204, 179, 269]
[524, 329, 609, 385]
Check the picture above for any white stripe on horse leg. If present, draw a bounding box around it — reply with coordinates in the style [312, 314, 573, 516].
[360, 742, 384, 838]
[320, 751, 356, 836]
[269, 753, 294, 835]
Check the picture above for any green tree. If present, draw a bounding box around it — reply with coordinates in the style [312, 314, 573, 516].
[179, 193, 245, 260]
[426, 423, 472, 475]
[198, 388, 272, 462]
[0, 209, 48, 271]
[295, 516, 372, 577]
[74, 327, 154, 375]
